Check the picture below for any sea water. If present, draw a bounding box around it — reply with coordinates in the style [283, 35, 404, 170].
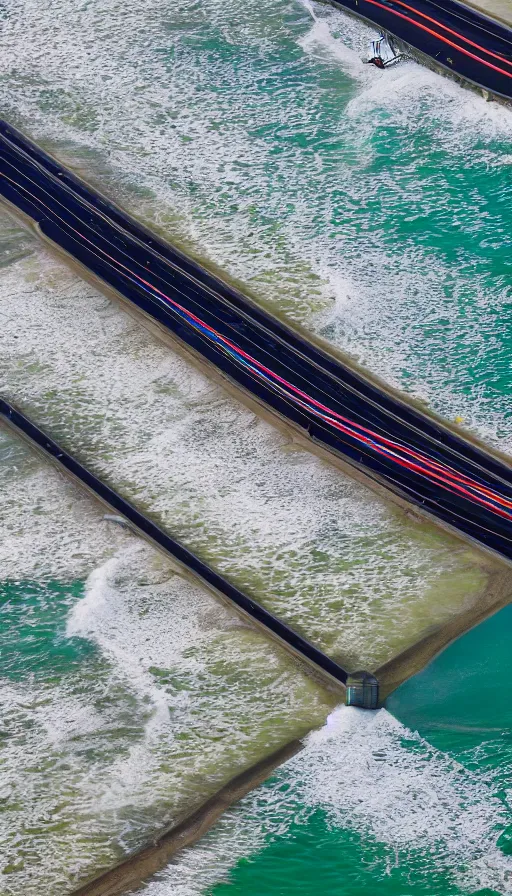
[1, 0, 511, 442]
[1, 0, 512, 892]
[137, 610, 512, 896]
[0, 218, 493, 672]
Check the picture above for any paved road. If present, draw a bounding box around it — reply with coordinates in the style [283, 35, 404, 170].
[2, 121, 512, 561]
[332, 0, 512, 101]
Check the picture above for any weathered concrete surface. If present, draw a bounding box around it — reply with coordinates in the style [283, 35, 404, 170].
[464, 0, 512, 28]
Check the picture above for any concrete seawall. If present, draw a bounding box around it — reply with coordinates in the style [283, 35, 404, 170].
[5, 397, 512, 894]
[0, 399, 343, 894]
[0, 398, 350, 693]
[71, 739, 303, 896]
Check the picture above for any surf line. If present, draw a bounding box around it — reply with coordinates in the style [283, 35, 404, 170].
[3, 121, 512, 564]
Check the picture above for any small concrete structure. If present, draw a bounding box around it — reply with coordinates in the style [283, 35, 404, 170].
[345, 671, 380, 709]
[330, 0, 512, 104]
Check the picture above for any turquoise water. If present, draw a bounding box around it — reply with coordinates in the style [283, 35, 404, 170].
[191, 609, 512, 896]
[210, 818, 476, 896]
[2, 0, 512, 443]
[388, 606, 512, 761]
[1, 580, 93, 682]
[1, 0, 512, 893]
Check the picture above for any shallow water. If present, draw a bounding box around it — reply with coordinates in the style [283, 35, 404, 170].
[131, 593, 512, 896]
[0, 227, 493, 672]
[137, 702, 512, 896]
[0, 430, 336, 894]
[1, 0, 510, 670]
[135, 608, 512, 895]
[197, 605, 512, 896]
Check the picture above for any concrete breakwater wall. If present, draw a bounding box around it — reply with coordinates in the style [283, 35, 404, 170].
[0, 398, 350, 691]
[3, 121, 512, 563]
[329, 0, 512, 103]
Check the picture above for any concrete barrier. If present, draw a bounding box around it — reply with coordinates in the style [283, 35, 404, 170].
[0, 397, 350, 690]
[70, 739, 303, 896]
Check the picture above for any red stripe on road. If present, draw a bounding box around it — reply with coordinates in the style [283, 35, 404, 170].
[363, 0, 512, 78]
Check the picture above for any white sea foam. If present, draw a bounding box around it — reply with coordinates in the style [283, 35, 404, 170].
[66, 552, 172, 747]
[0, 535, 334, 894]
[0, 244, 487, 671]
[3, 0, 511, 449]
[141, 707, 512, 895]
[2, 4, 512, 890]
[298, 0, 376, 82]
[0, 429, 132, 581]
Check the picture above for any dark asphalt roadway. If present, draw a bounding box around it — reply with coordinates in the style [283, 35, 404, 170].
[2, 120, 512, 562]
[332, 0, 512, 101]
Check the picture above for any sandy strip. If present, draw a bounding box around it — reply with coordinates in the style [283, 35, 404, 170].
[462, 0, 512, 30]
[71, 739, 303, 896]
